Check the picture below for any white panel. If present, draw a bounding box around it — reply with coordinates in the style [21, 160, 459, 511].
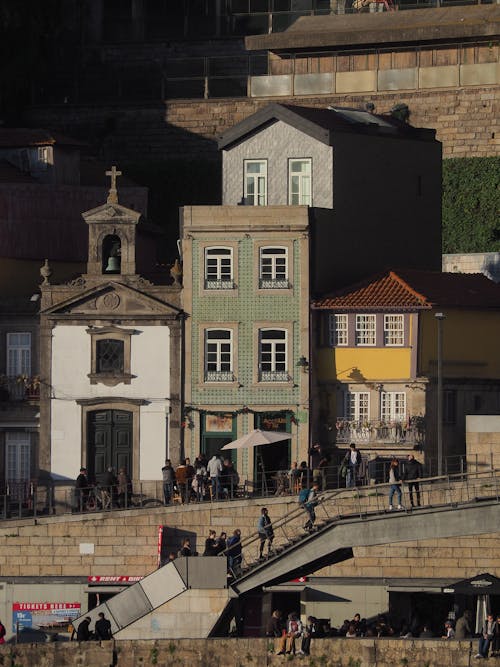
[140, 562, 186, 609]
[51, 399, 81, 480]
[139, 406, 167, 480]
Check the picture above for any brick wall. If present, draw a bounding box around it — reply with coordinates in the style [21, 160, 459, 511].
[25, 85, 499, 164]
[0, 637, 480, 666]
[0, 485, 498, 580]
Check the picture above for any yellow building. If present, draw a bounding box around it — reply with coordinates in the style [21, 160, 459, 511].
[312, 269, 500, 471]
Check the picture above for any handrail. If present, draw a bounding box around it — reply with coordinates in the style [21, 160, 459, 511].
[222, 469, 500, 581]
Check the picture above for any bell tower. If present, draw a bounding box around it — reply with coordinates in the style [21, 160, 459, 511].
[82, 166, 141, 280]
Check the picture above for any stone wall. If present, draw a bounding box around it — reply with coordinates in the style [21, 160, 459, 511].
[0, 638, 482, 667]
[466, 415, 500, 472]
[25, 85, 499, 164]
[0, 481, 498, 580]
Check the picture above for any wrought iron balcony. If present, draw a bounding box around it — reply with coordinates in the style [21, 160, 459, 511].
[0, 376, 40, 402]
[335, 418, 425, 446]
[205, 371, 234, 382]
[259, 370, 289, 382]
[204, 279, 234, 290]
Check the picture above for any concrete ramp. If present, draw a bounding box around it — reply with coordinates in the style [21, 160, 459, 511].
[73, 557, 228, 638]
[231, 500, 500, 596]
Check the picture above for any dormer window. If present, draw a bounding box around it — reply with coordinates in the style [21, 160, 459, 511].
[102, 234, 121, 274]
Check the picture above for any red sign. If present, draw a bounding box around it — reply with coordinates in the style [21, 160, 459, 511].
[13, 602, 80, 611]
[157, 525, 164, 567]
[290, 577, 308, 583]
[87, 576, 143, 584]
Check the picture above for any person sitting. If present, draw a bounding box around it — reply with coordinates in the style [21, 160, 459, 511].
[266, 609, 284, 638]
[442, 620, 455, 639]
[276, 613, 303, 655]
[178, 538, 192, 557]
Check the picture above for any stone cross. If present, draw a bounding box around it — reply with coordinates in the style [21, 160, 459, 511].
[106, 166, 122, 204]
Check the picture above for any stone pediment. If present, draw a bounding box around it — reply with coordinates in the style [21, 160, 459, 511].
[82, 202, 141, 225]
[41, 282, 181, 317]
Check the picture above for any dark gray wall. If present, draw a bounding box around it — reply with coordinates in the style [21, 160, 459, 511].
[312, 131, 442, 294]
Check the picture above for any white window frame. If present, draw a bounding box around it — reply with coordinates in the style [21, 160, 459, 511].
[7, 333, 31, 377]
[259, 328, 288, 382]
[244, 160, 267, 206]
[205, 329, 233, 382]
[259, 246, 288, 289]
[384, 314, 404, 346]
[347, 392, 370, 422]
[204, 247, 233, 290]
[36, 146, 49, 170]
[381, 392, 406, 422]
[329, 313, 348, 346]
[288, 158, 312, 206]
[355, 314, 376, 346]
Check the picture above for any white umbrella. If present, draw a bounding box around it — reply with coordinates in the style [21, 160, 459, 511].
[221, 428, 290, 450]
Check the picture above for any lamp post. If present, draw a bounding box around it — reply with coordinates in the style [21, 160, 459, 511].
[435, 312, 446, 476]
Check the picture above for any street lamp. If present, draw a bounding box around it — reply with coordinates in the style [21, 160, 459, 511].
[435, 312, 446, 476]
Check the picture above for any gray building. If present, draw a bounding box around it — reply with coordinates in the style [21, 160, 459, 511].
[219, 103, 442, 292]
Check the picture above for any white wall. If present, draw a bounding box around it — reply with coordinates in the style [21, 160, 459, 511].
[222, 120, 333, 208]
[50, 325, 171, 481]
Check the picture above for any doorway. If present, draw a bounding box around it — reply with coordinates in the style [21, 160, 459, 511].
[87, 410, 133, 483]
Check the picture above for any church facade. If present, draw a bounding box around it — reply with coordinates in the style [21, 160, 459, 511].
[39, 172, 183, 493]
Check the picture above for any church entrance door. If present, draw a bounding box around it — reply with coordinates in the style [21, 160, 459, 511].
[87, 410, 133, 483]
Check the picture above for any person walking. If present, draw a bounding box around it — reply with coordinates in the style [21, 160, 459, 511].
[161, 460, 175, 505]
[207, 454, 223, 499]
[257, 507, 274, 559]
[388, 458, 403, 510]
[203, 529, 219, 556]
[117, 467, 132, 508]
[343, 443, 362, 488]
[75, 467, 89, 512]
[76, 616, 91, 641]
[404, 454, 423, 507]
[300, 481, 320, 531]
[227, 529, 242, 573]
[94, 612, 112, 640]
[455, 610, 472, 639]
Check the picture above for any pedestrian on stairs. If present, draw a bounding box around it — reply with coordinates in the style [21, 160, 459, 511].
[257, 507, 274, 559]
[388, 458, 403, 510]
[299, 481, 320, 531]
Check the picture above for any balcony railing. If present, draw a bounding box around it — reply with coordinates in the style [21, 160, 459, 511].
[259, 370, 289, 382]
[205, 371, 234, 382]
[204, 279, 235, 290]
[0, 377, 40, 402]
[336, 418, 425, 446]
[259, 278, 289, 289]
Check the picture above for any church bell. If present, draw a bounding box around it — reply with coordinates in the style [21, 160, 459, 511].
[104, 256, 120, 273]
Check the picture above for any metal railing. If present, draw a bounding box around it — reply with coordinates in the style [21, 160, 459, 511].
[0, 454, 495, 521]
[336, 419, 425, 446]
[222, 468, 500, 581]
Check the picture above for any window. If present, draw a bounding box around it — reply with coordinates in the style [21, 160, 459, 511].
[205, 329, 233, 382]
[381, 392, 406, 422]
[259, 329, 287, 382]
[205, 247, 233, 289]
[355, 314, 376, 346]
[328, 314, 348, 346]
[5, 432, 31, 500]
[87, 326, 134, 386]
[384, 314, 404, 346]
[244, 160, 267, 206]
[96, 339, 124, 374]
[347, 392, 369, 422]
[259, 247, 288, 288]
[7, 333, 31, 376]
[288, 159, 312, 205]
[36, 146, 49, 171]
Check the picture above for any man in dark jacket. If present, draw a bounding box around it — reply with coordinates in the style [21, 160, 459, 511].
[404, 454, 423, 507]
[76, 616, 92, 641]
[75, 467, 89, 511]
[95, 612, 112, 640]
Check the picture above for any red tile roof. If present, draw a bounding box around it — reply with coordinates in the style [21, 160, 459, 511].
[313, 270, 500, 311]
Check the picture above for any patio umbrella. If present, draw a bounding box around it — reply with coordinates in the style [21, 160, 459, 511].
[221, 429, 290, 450]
